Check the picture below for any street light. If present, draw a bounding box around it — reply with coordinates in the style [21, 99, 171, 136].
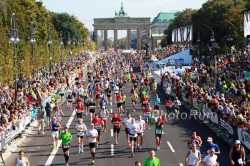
[203, 24, 216, 87]
[9, 13, 20, 101]
[48, 28, 52, 73]
[60, 31, 64, 67]
[227, 33, 233, 48]
[197, 32, 201, 60]
[30, 22, 36, 78]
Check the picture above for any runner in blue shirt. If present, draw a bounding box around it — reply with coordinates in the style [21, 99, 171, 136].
[205, 137, 220, 155]
[153, 94, 161, 110]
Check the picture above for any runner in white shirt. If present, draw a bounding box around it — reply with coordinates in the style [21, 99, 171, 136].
[75, 119, 87, 153]
[78, 86, 84, 97]
[123, 112, 132, 143]
[86, 123, 99, 164]
[99, 106, 109, 132]
[128, 118, 140, 157]
[113, 85, 119, 97]
[136, 115, 145, 150]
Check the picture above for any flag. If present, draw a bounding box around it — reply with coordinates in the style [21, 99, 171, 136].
[34, 89, 42, 102]
[26, 94, 34, 103]
[244, 12, 250, 37]
[29, 89, 37, 102]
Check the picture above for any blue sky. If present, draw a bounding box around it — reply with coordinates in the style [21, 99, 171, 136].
[41, 0, 208, 31]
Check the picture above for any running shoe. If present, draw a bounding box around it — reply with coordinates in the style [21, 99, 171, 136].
[78, 149, 81, 154]
[66, 163, 69, 166]
[81, 149, 84, 153]
[92, 159, 95, 164]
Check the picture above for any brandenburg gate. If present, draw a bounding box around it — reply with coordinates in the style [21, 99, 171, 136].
[93, 3, 151, 51]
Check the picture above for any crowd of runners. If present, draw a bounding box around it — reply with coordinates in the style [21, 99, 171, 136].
[5, 46, 248, 166]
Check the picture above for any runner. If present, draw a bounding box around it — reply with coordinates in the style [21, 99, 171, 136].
[99, 106, 109, 132]
[173, 96, 181, 119]
[50, 117, 61, 150]
[66, 88, 73, 109]
[143, 149, 160, 166]
[205, 137, 220, 155]
[59, 127, 72, 166]
[131, 90, 139, 112]
[116, 91, 124, 115]
[128, 118, 140, 157]
[92, 113, 103, 146]
[75, 102, 84, 119]
[136, 115, 145, 150]
[75, 119, 87, 153]
[106, 85, 112, 106]
[151, 117, 166, 151]
[88, 98, 96, 121]
[144, 103, 152, 129]
[123, 112, 132, 144]
[187, 131, 203, 149]
[83, 93, 90, 115]
[86, 123, 98, 165]
[229, 140, 246, 166]
[184, 142, 201, 166]
[165, 98, 173, 115]
[153, 94, 161, 111]
[13, 150, 30, 166]
[111, 112, 123, 145]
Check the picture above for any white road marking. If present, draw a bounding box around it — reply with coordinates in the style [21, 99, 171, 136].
[110, 108, 113, 113]
[111, 144, 114, 156]
[167, 141, 175, 153]
[44, 110, 76, 166]
[111, 129, 113, 137]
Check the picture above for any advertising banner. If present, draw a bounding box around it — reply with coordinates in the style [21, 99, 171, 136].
[172, 25, 193, 43]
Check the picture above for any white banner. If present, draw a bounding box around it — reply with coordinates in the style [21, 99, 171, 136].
[237, 128, 250, 150]
[244, 12, 250, 37]
[172, 25, 193, 43]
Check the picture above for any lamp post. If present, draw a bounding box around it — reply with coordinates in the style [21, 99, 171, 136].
[30, 22, 36, 78]
[197, 32, 201, 60]
[9, 13, 20, 101]
[227, 33, 233, 49]
[60, 31, 64, 67]
[48, 28, 52, 73]
[204, 24, 216, 87]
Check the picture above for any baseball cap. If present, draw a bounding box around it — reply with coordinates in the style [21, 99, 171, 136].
[102, 105, 105, 108]
[207, 137, 213, 142]
[90, 123, 94, 126]
[235, 140, 241, 145]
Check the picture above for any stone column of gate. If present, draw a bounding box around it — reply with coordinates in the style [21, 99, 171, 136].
[114, 29, 118, 51]
[94, 29, 98, 46]
[104, 29, 108, 51]
[147, 28, 151, 55]
[137, 29, 142, 51]
[127, 29, 131, 49]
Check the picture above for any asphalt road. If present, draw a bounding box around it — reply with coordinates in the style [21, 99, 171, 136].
[5, 75, 232, 166]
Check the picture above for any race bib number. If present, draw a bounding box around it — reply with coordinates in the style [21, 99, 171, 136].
[143, 101, 147, 104]
[238, 158, 243, 164]
[117, 100, 122, 103]
[156, 129, 162, 134]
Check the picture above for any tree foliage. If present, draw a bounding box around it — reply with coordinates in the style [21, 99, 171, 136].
[0, 0, 90, 85]
[162, 0, 247, 52]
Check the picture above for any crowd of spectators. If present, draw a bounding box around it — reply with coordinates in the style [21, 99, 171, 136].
[0, 54, 91, 137]
[161, 46, 250, 132]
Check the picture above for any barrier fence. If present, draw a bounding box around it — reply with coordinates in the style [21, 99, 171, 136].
[0, 54, 98, 153]
[186, 100, 250, 151]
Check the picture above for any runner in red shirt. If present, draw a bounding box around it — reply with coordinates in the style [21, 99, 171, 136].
[144, 77, 150, 87]
[76, 96, 83, 105]
[95, 85, 102, 107]
[92, 114, 103, 146]
[111, 112, 123, 145]
[165, 99, 173, 114]
[116, 92, 124, 115]
[75, 103, 84, 119]
[141, 94, 148, 112]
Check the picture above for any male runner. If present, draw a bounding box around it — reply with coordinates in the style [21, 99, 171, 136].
[111, 112, 123, 145]
[86, 123, 98, 164]
[59, 127, 72, 166]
